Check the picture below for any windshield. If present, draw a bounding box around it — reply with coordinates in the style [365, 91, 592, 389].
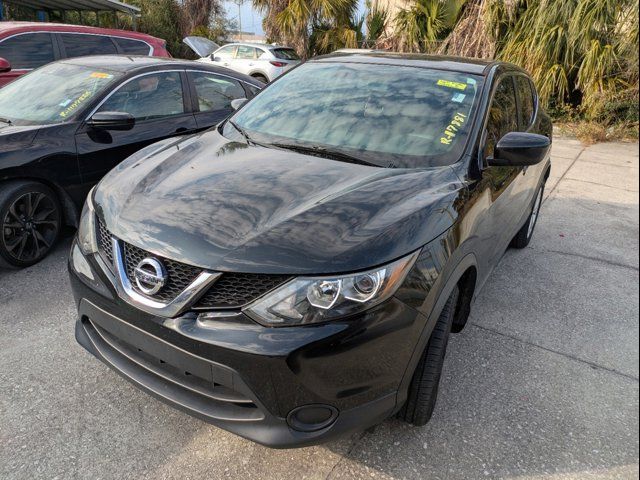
[228, 62, 482, 167]
[0, 63, 123, 125]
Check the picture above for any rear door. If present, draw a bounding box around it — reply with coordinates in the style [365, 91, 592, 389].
[0, 32, 58, 86]
[58, 33, 118, 58]
[75, 70, 198, 185]
[187, 70, 251, 129]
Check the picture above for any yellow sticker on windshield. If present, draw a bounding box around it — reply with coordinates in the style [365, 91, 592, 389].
[440, 112, 467, 145]
[90, 72, 113, 79]
[437, 79, 467, 91]
[59, 90, 92, 118]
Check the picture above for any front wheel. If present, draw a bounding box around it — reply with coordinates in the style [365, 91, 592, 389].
[0, 181, 61, 269]
[511, 184, 544, 249]
[398, 286, 459, 426]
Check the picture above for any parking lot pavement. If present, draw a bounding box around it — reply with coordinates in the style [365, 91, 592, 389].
[1, 137, 638, 480]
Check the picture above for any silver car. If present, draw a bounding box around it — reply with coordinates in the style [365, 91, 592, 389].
[184, 37, 300, 83]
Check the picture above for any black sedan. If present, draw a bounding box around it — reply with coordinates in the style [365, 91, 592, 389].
[69, 52, 552, 447]
[0, 56, 261, 268]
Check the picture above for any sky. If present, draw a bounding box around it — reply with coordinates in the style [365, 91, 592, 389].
[222, 0, 367, 36]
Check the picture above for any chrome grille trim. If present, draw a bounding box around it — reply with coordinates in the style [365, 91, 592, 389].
[112, 237, 221, 318]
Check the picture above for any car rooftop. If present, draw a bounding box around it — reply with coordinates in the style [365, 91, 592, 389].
[58, 55, 203, 72]
[0, 21, 160, 40]
[314, 51, 501, 75]
[223, 42, 294, 50]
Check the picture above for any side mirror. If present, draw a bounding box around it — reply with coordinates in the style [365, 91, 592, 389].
[213, 56, 222, 62]
[87, 112, 135, 131]
[488, 132, 550, 167]
[230, 98, 248, 111]
[0, 57, 11, 73]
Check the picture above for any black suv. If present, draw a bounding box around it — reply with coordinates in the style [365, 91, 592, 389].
[69, 53, 552, 448]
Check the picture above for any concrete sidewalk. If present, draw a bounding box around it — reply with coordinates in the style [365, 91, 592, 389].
[1, 137, 638, 480]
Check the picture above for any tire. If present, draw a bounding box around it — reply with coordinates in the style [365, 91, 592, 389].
[511, 183, 544, 249]
[252, 74, 269, 84]
[398, 285, 459, 426]
[0, 181, 61, 269]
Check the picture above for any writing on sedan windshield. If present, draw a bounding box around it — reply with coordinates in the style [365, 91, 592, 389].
[0, 63, 122, 126]
[59, 91, 92, 118]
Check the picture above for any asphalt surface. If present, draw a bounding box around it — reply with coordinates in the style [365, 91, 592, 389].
[1, 137, 638, 480]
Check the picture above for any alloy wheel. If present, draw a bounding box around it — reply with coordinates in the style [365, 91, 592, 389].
[2, 191, 59, 262]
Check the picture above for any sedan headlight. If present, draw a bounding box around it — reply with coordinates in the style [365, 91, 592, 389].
[245, 251, 419, 326]
[77, 188, 98, 255]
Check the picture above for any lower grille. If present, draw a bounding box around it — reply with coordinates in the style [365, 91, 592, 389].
[82, 316, 263, 421]
[195, 273, 292, 309]
[123, 242, 202, 303]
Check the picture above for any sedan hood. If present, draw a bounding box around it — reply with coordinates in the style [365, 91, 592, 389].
[96, 130, 465, 274]
[0, 123, 40, 149]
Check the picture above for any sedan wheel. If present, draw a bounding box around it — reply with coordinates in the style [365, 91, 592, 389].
[0, 182, 61, 268]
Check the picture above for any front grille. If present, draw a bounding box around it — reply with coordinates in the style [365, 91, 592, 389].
[95, 216, 290, 308]
[195, 273, 291, 309]
[123, 242, 202, 302]
[96, 217, 113, 267]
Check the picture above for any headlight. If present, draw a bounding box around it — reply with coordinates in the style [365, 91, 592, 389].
[77, 188, 98, 255]
[245, 251, 419, 326]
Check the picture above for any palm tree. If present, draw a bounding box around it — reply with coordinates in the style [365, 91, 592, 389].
[365, 3, 389, 46]
[498, 0, 637, 118]
[253, 0, 358, 56]
[393, 0, 466, 52]
[310, 14, 364, 55]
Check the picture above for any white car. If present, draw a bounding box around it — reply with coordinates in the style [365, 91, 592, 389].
[183, 37, 300, 83]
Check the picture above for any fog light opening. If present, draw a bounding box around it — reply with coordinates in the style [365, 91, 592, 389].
[287, 404, 338, 432]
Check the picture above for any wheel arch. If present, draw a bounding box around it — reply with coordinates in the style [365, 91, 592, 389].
[395, 251, 479, 411]
[249, 71, 269, 81]
[0, 176, 79, 228]
[451, 264, 478, 333]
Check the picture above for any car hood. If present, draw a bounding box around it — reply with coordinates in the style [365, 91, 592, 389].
[183, 36, 220, 58]
[95, 130, 465, 274]
[0, 123, 40, 149]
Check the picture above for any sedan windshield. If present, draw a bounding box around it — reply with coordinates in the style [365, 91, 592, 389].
[0, 63, 123, 125]
[229, 61, 483, 167]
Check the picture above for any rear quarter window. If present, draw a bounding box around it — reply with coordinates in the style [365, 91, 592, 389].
[115, 38, 152, 55]
[273, 48, 299, 60]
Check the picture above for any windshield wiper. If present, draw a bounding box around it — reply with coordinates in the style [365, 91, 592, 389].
[228, 120, 255, 144]
[0, 116, 12, 125]
[271, 143, 376, 167]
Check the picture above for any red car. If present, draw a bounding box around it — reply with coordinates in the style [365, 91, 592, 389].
[0, 22, 170, 87]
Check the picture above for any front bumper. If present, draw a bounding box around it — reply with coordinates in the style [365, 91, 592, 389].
[69, 241, 430, 448]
